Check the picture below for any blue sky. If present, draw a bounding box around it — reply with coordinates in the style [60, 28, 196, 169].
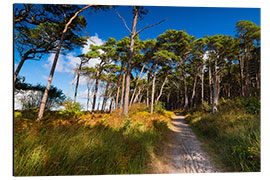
[14, 5, 260, 110]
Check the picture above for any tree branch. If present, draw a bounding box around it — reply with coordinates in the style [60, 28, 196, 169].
[135, 19, 167, 36]
[114, 7, 131, 33]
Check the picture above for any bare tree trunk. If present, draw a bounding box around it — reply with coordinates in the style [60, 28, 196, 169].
[87, 82, 90, 111]
[209, 62, 213, 105]
[130, 64, 145, 106]
[14, 53, 28, 82]
[36, 5, 91, 121]
[239, 56, 245, 97]
[120, 71, 125, 108]
[212, 58, 218, 114]
[73, 60, 83, 104]
[92, 68, 100, 112]
[138, 89, 144, 103]
[201, 66, 204, 103]
[183, 68, 189, 110]
[191, 73, 198, 108]
[245, 48, 250, 97]
[146, 71, 150, 107]
[123, 6, 138, 115]
[110, 96, 115, 113]
[150, 64, 158, 113]
[155, 73, 168, 103]
[101, 82, 110, 112]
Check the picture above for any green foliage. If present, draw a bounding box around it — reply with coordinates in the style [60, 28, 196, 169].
[242, 97, 260, 115]
[59, 99, 83, 118]
[186, 98, 260, 172]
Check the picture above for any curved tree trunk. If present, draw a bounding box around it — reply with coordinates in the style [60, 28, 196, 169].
[36, 5, 91, 121]
[123, 6, 138, 115]
[14, 53, 28, 82]
[129, 64, 145, 106]
[73, 60, 83, 104]
[92, 68, 100, 112]
[155, 73, 168, 103]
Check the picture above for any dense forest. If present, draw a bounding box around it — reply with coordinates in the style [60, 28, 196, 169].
[14, 4, 260, 176]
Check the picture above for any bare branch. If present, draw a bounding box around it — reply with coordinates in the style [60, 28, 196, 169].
[135, 19, 167, 36]
[114, 7, 131, 33]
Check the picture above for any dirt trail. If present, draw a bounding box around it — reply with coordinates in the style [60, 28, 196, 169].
[150, 115, 219, 173]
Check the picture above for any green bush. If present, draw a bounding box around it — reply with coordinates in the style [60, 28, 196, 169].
[186, 98, 260, 172]
[59, 99, 83, 118]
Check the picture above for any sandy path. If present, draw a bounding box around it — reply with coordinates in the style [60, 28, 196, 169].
[150, 115, 219, 173]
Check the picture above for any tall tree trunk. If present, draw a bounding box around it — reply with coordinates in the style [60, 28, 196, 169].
[201, 66, 204, 103]
[101, 82, 110, 112]
[212, 58, 218, 114]
[115, 85, 120, 109]
[150, 64, 158, 113]
[138, 89, 144, 103]
[14, 53, 29, 82]
[73, 60, 83, 104]
[133, 85, 142, 104]
[227, 61, 232, 98]
[239, 56, 245, 97]
[129, 64, 145, 106]
[209, 61, 213, 105]
[146, 71, 150, 107]
[191, 73, 198, 108]
[120, 70, 126, 108]
[123, 6, 138, 115]
[110, 96, 115, 113]
[92, 68, 100, 112]
[36, 5, 91, 121]
[115, 64, 124, 109]
[244, 48, 250, 97]
[87, 82, 90, 111]
[183, 68, 189, 110]
[155, 73, 169, 103]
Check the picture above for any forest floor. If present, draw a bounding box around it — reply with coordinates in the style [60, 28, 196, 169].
[149, 114, 219, 173]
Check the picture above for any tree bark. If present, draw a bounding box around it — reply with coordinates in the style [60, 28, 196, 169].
[36, 5, 91, 121]
[101, 82, 110, 112]
[120, 70, 125, 108]
[150, 64, 158, 114]
[155, 73, 169, 103]
[191, 73, 198, 108]
[14, 53, 28, 82]
[123, 6, 138, 115]
[183, 68, 189, 111]
[146, 71, 150, 107]
[92, 68, 100, 112]
[239, 56, 245, 97]
[208, 61, 213, 105]
[73, 60, 83, 104]
[129, 64, 145, 106]
[87, 82, 90, 111]
[201, 66, 204, 103]
[212, 58, 218, 114]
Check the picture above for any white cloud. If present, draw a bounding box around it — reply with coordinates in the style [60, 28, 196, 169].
[44, 33, 104, 74]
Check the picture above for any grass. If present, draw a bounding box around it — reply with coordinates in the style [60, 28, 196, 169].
[185, 97, 260, 172]
[14, 104, 172, 176]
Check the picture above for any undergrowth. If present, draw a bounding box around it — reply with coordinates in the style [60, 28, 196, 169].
[14, 103, 172, 176]
[185, 97, 260, 172]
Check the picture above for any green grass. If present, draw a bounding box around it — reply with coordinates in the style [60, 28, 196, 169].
[14, 104, 171, 176]
[185, 97, 260, 172]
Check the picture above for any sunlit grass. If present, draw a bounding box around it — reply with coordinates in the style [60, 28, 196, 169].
[185, 98, 260, 172]
[14, 103, 172, 176]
